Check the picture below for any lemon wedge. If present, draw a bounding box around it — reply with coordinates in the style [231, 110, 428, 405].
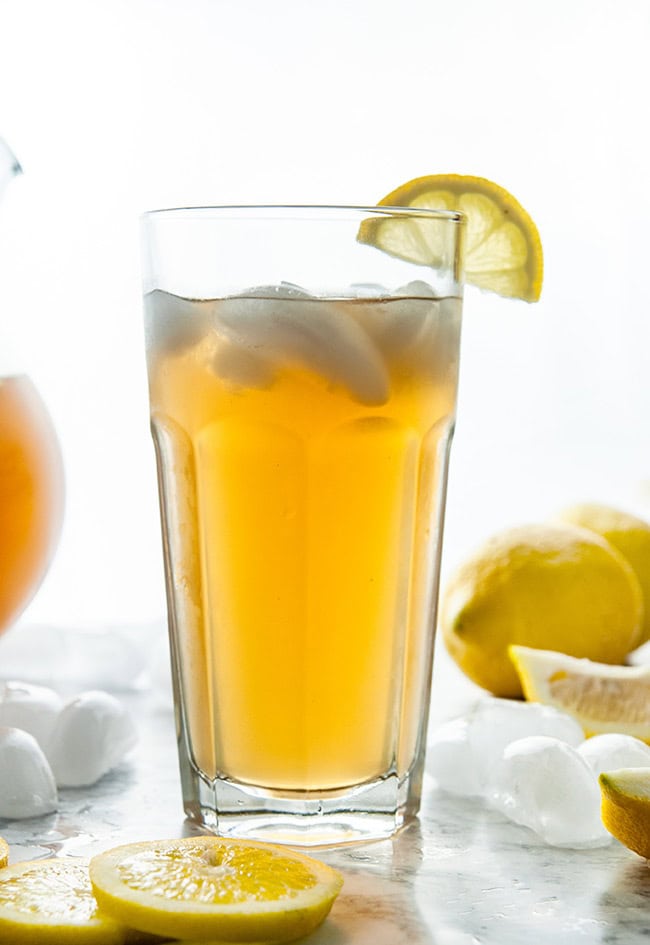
[0, 841, 7, 870]
[599, 768, 650, 858]
[359, 174, 543, 301]
[509, 645, 650, 739]
[89, 837, 343, 943]
[0, 857, 158, 944]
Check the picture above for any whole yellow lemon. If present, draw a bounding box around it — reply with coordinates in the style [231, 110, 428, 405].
[440, 523, 644, 698]
[556, 502, 650, 645]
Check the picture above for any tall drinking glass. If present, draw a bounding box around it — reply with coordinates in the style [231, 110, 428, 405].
[142, 206, 465, 845]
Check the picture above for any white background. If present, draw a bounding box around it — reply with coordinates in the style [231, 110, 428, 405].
[0, 0, 649, 635]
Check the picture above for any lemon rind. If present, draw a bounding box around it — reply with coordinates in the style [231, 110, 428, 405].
[509, 645, 650, 740]
[0, 860, 128, 945]
[89, 839, 342, 944]
[363, 173, 543, 302]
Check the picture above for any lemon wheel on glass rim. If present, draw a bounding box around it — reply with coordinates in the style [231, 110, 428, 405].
[359, 173, 544, 302]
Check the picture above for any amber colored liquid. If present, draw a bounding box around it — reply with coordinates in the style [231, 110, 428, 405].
[148, 293, 461, 791]
[0, 375, 64, 634]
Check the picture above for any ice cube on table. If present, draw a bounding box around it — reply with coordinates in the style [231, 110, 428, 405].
[46, 691, 137, 788]
[0, 727, 57, 818]
[578, 733, 650, 776]
[487, 735, 611, 848]
[427, 699, 584, 797]
[0, 623, 147, 690]
[426, 718, 481, 797]
[0, 681, 62, 749]
[467, 698, 584, 788]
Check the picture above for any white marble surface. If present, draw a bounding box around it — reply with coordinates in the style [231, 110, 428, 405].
[2, 684, 650, 945]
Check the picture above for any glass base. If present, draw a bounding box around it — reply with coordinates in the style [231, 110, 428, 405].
[181, 768, 417, 846]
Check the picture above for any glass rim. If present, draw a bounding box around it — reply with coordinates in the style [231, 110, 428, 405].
[141, 204, 465, 224]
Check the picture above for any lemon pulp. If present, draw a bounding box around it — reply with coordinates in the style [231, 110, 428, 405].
[89, 837, 343, 943]
[0, 858, 154, 944]
[359, 173, 543, 301]
[510, 645, 650, 740]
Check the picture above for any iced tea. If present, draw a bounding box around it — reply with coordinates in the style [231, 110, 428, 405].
[146, 288, 461, 791]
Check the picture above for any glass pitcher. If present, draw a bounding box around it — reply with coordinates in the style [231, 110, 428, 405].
[0, 139, 64, 634]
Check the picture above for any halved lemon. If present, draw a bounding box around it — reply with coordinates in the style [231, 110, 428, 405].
[509, 645, 650, 739]
[0, 841, 7, 870]
[599, 768, 650, 858]
[0, 857, 158, 944]
[359, 174, 543, 301]
[89, 837, 343, 943]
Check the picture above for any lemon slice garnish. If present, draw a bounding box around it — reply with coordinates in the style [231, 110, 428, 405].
[0, 841, 7, 871]
[0, 857, 156, 944]
[89, 837, 343, 943]
[599, 768, 650, 858]
[509, 645, 650, 739]
[359, 174, 543, 301]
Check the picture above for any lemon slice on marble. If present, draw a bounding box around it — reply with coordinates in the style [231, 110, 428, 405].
[89, 837, 343, 943]
[359, 174, 543, 301]
[0, 857, 159, 944]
